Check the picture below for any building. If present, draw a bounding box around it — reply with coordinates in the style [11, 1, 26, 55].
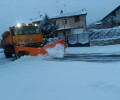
[32, 10, 89, 47]
[50, 9, 87, 37]
[101, 5, 120, 28]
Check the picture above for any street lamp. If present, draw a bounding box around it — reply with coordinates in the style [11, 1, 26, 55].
[62, 19, 66, 37]
[62, 19, 68, 46]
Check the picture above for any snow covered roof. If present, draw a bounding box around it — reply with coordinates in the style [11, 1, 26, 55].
[30, 18, 42, 24]
[50, 9, 87, 19]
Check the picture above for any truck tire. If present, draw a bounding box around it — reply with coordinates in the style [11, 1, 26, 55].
[4, 51, 12, 58]
[17, 51, 28, 58]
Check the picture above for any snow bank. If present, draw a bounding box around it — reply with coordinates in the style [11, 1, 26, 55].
[16, 54, 45, 62]
[46, 44, 65, 58]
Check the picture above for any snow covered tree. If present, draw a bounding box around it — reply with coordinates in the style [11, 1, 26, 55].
[40, 14, 58, 39]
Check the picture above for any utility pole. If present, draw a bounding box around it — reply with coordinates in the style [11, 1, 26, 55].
[38, 11, 42, 19]
[64, 4, 67, 14]
[62, 19, 66, 37]
[56, 0, 59, 14]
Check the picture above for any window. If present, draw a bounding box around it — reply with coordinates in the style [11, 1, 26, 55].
[18, 26, 40, 35]
[53, 21, 56, 25]
[74, 16, 80, 22]
[11, 28, 15, 36]
[51, 21, 56, 25]
[116, 10, 119, 16]
[62, 19, 67, 24]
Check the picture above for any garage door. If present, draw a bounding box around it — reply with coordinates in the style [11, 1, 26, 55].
[73, 28, 83, 34]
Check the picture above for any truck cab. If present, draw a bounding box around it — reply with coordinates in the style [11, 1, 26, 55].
[2, 23, 43, 58]
[10, 23, 43, 47]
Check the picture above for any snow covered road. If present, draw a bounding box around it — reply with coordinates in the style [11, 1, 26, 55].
[1, 44, 120, 65]
[44, 53, 120, 63]
[1, 52, 120, 64]
[1, 55, 120, 100]
[1, 45, 120, 100]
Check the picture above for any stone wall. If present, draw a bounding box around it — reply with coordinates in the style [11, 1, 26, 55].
[89, 27, 120, 46]
[90, 38, 120, 46]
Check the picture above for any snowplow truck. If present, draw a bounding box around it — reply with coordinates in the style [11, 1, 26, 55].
[1, 24, 43, 58]
[1, 23, 66, 58]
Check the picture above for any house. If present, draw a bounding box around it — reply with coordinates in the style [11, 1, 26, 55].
[31, 10, 89, 47]
[101, 5, 120, 28]
[50, 9, 87, 37]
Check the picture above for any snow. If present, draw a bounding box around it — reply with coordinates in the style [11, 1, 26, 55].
[0, 51, 13, 65]
[1, 45, 120, 100]
[50, 9, 87, 19]
[66, 44, 120, 54]
[90, 26, 120, 41]
[46, 44, 65, 58]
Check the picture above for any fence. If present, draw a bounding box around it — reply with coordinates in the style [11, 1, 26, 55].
[67, 32, 90, 47]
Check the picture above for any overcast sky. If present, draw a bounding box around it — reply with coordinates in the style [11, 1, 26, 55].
[0, 0, 120, 35]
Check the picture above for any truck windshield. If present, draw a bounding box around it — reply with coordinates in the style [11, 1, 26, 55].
[18, 26, 40, 35]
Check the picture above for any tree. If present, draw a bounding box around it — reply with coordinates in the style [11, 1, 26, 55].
[40, 14, 58, 39]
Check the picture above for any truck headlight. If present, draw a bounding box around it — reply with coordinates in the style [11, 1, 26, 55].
[16, 23, 21, 28]
[35, 24, 38, 26]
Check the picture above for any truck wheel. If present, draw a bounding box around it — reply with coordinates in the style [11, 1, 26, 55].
[4, 51, 12, 58]
[17, 51, 28, 58]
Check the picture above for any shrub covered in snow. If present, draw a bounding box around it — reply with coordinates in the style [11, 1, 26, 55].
[89, 27, 120, 45]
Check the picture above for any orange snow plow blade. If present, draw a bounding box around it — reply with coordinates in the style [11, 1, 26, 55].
[15, 39, 66, 58]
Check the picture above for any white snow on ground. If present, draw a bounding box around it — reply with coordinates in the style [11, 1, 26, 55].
[1, 45, 120, 100]
[0, 51, 13, 65]
[46, 44, 65, 58]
